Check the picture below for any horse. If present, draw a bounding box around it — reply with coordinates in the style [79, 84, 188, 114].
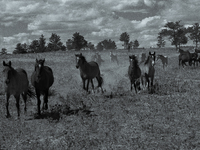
[75, 53, 104, 93]
[31, 59, 54, 115]
[110, 51, 119, 65]
[179, 51, 192, 68]
[156, 54, 168, 69]
[92, 52, 104, 66]
[139, 52, 156, 91]
[3, 61, 35, 118]
[190, 52, 198, 66]
[128, 55, 141, 93]
[141, 53, 146, 63]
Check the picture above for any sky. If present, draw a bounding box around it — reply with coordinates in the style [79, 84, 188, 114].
[0, 0, 200, 52]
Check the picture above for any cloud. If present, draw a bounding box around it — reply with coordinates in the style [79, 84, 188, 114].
[1, 0, 200, 51]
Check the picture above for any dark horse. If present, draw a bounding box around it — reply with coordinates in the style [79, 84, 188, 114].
[128, 55, 141, 93]
[75, 53, 103, 93]
[31, 59, 54, 115]
[3, 61, 35, 118]
[178, 49, 192, 68]
[157, 54, 168, 69]
[139, 52, 155, 91]
[190, 52, 198, 66]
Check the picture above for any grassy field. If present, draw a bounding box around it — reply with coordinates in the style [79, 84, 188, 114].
[1, 48, 200, 149]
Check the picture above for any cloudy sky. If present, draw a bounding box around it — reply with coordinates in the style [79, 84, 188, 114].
[0, 0, 200, 52]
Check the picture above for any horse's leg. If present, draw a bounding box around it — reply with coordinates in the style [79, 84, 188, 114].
[133, 82, 137, 93]
[43, 89, 49, 110]
[14, 94, 20, 118]
[91, 79, 95, 93]
[5, 93, 11, 118]
[140, 76, 144, 90]
[130, 81, 133, 91]
[86, 79, 90, 92]
[82, 78, 86, 90]
[21, 92, 27, 113]
[145, 74, 149, 90]
[35, 89, 41, 115]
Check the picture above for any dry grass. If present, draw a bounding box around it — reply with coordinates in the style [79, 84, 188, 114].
[1, 48, 200, 149]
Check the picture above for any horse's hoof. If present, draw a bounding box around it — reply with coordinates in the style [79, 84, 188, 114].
[6, 114, 11, 118]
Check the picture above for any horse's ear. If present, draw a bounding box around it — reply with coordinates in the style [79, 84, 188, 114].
[36, 59, 38, 62]
[129, 56, 131, 59]
[149, 52, 151, 55]
[153, 52, 155, 55]
[43, 59, 45, 63]
[9, 61, 11, 66]
[3, 61, 5, 66]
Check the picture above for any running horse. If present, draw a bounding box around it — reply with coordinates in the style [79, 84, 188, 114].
[128, 55, 141, 93]
[110, 51, 119, 65]
[3, 61, 35, 118]
[31, 59, 54, 115]
[157, 54, 168, 69]
[139, 52, 156, 91]
[75, 53, 104, 93]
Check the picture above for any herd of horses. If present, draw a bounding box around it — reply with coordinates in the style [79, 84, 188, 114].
[2, 48, 199, 118]
[178, 48, 200, 68]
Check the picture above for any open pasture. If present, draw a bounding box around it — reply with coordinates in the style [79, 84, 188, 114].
[1, 48, 200, 149]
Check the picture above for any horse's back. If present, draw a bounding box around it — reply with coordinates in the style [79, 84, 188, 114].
[80, 61, 100, 79]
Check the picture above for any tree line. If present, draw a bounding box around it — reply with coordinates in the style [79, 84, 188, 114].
[2, 31, 141, 54]
[157, 21, 200, 49]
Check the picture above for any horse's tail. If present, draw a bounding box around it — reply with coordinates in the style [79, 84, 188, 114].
[27, 86, 36, 98]
[99, 76, 103, 87]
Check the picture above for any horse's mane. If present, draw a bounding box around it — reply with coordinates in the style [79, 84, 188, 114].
[80, 55, 87, 63]
[144, 56, 150, 64]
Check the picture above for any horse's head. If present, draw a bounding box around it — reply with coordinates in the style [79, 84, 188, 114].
[75, 53, 86, 69]
[3, 61, 13, 84]
[149, 52, 156, 66]
[156, 54, 161, 61]
[129, 55, 138, 68]
[35, 59, 45, 80]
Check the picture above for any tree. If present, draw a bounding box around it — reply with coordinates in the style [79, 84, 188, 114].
[101, 39, 117, 50]
[159, 21, 187, 50]
[120, 32, 129, 49]
[66, 39, 74, 50]
[1, 48, 7, 54]
[129, 41, 133, 49]
[13, 43, 27, 54]
[29, 39, 39, 53]
[47, 33, 65, 51]
[72, 32, 87, 51]
[157, 33, 165, 48]
[96, 42, 104, 51]
[187, 23, 200, 48]
[87, 42, 95, 50]
[38, 34, 46, 52]
[133, 40, 139, 48]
